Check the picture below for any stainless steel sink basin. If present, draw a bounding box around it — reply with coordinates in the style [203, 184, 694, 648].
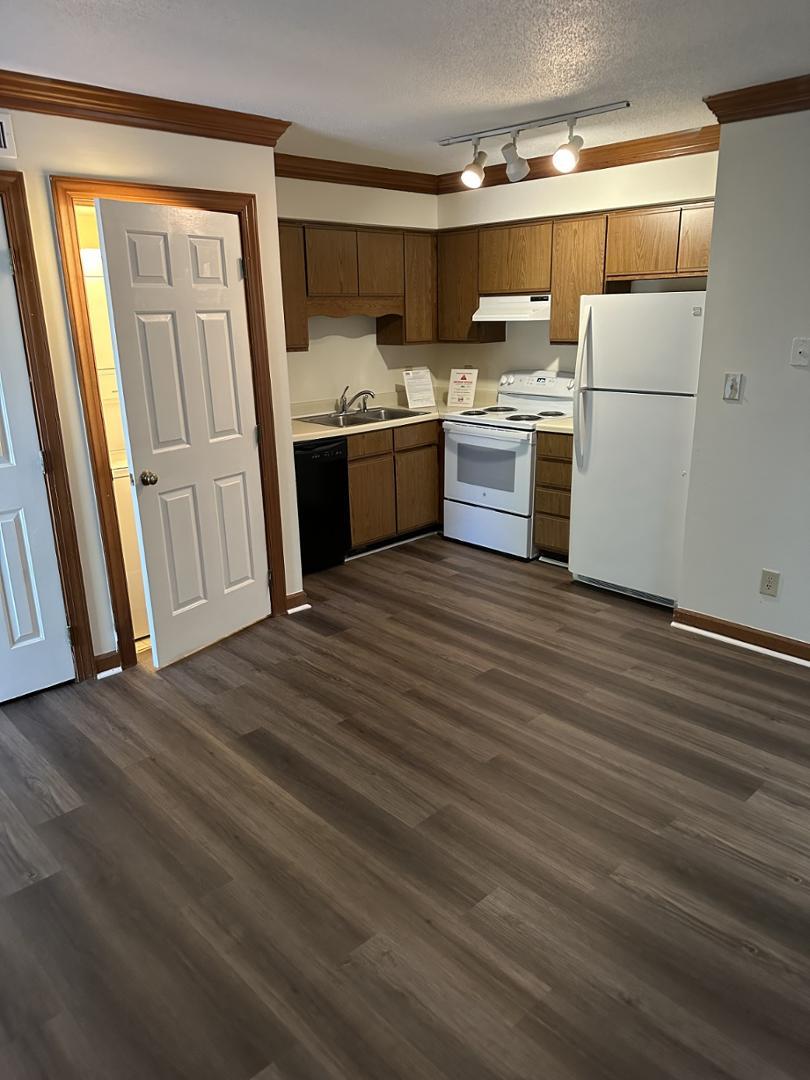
[299, 406, 426, 428]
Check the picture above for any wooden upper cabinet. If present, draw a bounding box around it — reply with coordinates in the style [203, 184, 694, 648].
[438, 229, 504, 343]
[677, 205, 714, 272]
[404, 232, 436, 342]
[305, 227, 358, 295]
[479, 222, 552, 293]
[605, 209, 680, 277]
[549, 216, 606, 343]
[357, 230, 404, 295]
[278, 223, 309, 351]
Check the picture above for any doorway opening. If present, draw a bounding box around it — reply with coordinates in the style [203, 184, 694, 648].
[74, 204, 151, 664]
[53, 176, 289, 673]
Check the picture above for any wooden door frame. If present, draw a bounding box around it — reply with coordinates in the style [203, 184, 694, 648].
[51, 175, 288, 671]
[0, 171, 95, 680]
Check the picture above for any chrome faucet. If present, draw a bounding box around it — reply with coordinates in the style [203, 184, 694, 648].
[337, 386, 376, 413]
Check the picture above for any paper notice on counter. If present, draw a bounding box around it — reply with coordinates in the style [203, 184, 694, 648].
[447, 368, 478, 409]
[402, 367, 436, 409]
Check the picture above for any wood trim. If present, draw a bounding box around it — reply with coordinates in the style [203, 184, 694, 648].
[306, 296, 404, 318]
[436, 126, 720, 194]
[275, 153, 437, 195]
[673, 609, 810, 663]
[276, 127, 719, 196]
[51, 176, 288, 671]
[285, 591, 309, 610]
[94, 650, 121, 675]
[705, 73, 810, 125]
[0, 172, 95, 681]
[0, 68, 290, 146]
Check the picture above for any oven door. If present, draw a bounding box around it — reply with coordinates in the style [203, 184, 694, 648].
[443, 422, 536, 515]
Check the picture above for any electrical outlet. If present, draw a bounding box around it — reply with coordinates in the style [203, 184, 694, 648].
[723, 372, 743, 401]
[760, 569, 780, 597]
[790, 337, 810, 368]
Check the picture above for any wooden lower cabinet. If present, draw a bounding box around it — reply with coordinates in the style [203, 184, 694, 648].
[396, 445, 439, 533]
[348, 455, 397, 548]
[534, 431, 573, 557]
[534, 513, 570, 556]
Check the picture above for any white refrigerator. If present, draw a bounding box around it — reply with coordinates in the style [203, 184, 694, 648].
[568, 292, 705, 605]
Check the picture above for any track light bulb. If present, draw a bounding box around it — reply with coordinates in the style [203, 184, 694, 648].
[552, 122, 584, 173]
[461, 142, 488, 188]
[501, 136, 530, 183]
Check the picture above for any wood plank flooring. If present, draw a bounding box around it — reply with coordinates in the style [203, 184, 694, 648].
[2, 535, 810, 1079]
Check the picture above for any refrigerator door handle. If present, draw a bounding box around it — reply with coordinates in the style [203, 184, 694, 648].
[573, 304, 592, 469]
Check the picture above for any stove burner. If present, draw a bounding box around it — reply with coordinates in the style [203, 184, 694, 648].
[461, 409, 487, 416]
[484, 406, 515, 413]
[539, 410, 564, 416]
[507, 413, 542, 421]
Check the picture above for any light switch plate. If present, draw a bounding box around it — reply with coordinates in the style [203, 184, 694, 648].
[723, 372, 743, 401]
[790, 337, 810, 368]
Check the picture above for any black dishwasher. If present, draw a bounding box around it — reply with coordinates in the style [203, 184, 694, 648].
[294, 437, 351, 574]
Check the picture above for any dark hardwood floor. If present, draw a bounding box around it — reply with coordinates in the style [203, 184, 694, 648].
[2, 535, 810, 1079]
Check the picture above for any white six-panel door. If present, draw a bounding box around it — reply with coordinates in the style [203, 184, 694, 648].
[0, 205, 74, 701]
[96, 200, 269, 668]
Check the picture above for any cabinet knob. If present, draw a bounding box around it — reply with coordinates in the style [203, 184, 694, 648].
[139, 470, 159, 486]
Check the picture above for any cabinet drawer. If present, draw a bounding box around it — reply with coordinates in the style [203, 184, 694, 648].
[347, 429, 394, 459]
[394, 420, 439, 451]
[534, 513, 570, 554]
[536, 458, 572, 490]
[537, 432, 573, 461]
[535, 486, 570, 518]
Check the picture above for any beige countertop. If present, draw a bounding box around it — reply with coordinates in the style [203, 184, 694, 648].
[291, 409, 573, 442]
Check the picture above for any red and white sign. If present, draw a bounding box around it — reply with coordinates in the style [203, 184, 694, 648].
[447, 368, 478, 409]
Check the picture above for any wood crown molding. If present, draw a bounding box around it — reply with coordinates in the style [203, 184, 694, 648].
[275, 126, 718, 196]
[705, 73, 810, 124]
[0, 68, 290, 146]
[673, 609, 810, 663]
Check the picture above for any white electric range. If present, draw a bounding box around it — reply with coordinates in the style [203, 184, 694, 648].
[443, 372, 574, 558]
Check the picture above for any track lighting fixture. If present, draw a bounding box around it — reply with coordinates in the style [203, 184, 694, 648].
[460, 140, 487, 188]
[552, 120, 585, 173]
[439, 100, 628, 187]
[501, 134, 530, 183]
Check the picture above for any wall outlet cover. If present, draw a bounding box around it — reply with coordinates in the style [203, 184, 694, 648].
[723, 372, 743, 402]
[760, 569, 780, 597]
[790, 337, 810, 368]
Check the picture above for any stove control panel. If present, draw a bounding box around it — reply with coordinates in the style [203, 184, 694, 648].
[498, 371, 574, 395]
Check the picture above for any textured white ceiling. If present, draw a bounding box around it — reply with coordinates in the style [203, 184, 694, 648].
[3, 0, 810, 171]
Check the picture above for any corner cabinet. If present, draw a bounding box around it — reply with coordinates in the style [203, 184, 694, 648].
[377, 232, 437, 345]
[437, 230, 505, 343]
[549, 216, 607, 343]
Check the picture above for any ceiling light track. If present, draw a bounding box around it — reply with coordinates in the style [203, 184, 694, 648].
[442, 99, 630, 185]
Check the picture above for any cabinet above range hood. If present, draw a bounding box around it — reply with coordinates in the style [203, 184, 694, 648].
[472, 293, 551, 322]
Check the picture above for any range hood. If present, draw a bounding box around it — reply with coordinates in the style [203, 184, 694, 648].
[472, 293, 551, 322]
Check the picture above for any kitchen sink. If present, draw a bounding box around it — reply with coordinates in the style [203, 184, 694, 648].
[299, 406, 426, 428]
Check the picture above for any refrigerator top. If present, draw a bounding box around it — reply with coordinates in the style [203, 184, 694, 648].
[577, 291, 705, 396]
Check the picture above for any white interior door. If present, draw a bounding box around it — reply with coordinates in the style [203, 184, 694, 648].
[0, 205, 74, 701]
[96, 200, 269, 668]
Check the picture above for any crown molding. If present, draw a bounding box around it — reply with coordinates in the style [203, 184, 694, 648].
[436, 125, 720, 193]
[0, 68, 290, 146]
[276, 126, 719, 196]
[704, 73, 810, 124]
[274, 152, 438, 194]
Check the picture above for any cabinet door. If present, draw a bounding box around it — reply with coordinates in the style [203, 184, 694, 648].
[396, 445, 439, 533]
[357, 230, 404, 295]
[479, 222, 552, 293]
[677, 206, 713, 272]
[404, 232, 436, 342]
[305, 227, 358, 295]
[605, 209, 679, 276]
[278, 223, 309, 350]
[438, 229, 479, 340]
[349, 455, 397, 547]
[549, 216, 606, 343]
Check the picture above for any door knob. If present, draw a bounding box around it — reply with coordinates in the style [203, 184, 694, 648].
[139, 470, 159, 486]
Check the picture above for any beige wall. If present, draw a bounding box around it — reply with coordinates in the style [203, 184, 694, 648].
[276, 177, 437, 228]
[1, 110, 302, 656]
[680, 113, 810, 645]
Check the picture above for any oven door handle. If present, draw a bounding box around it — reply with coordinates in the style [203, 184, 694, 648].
[443, 421, 534, 445]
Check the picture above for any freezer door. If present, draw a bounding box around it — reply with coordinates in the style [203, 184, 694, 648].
[578, 292, 705, 394]
[569, 391, 695, 604]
